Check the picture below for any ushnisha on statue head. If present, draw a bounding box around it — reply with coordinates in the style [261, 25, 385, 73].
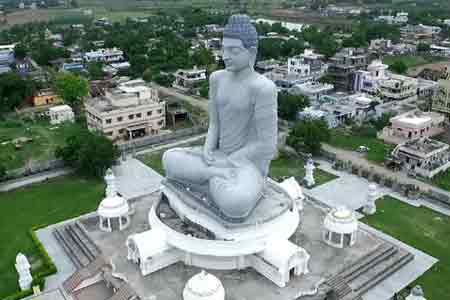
[222, 14, 258, 73]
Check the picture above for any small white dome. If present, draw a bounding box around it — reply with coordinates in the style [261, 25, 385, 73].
[15, 253, 30, 269]
[183, 271, 225, 300]
[98, 194, 129, 219]
[324, 206, 358, 234]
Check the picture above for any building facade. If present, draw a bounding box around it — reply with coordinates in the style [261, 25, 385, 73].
[327, 48, 368, 91]
[432, 77, 450, 119]
[85, 79, 165, 141]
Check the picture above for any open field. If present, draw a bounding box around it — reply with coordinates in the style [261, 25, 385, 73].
[0, 176, 104, 298]
[383, 55, 445, 71]
[362, 196, 450, 300]
[0, 119, 81, 170]
[140, 149, 338, 187]
[0, 8, 84, 29]
[328, 129, 393, 163]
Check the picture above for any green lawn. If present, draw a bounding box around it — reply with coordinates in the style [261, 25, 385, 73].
[328, 129, 393, 163]
[382, 55, 443, 69]
[429, 170, 450, 192]
[0, 176, 104, 298]
[0, 119, 80, 170]
[362, 197, 450, 300]
[140, 149, 338, 187]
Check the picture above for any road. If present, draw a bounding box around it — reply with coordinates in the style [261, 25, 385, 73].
[156, 85, 208, 112]
[322, 143, 450, 198]
[0, 168, 73, 192]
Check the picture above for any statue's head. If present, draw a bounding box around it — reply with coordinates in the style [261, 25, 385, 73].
[222, 14, 258, 73]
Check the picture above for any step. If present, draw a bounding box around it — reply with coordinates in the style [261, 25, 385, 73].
[53, 229, 84, 269]
[353, 251, 414, 294]
[66, 225, 96, 261]
[345, 246, 398, 282]
[62, 227, 90, 267]
[340, 244, 395, 279]
[74, 222, 101, 256]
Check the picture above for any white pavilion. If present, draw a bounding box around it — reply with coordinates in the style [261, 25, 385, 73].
[323, 206, 358, 248]
[98, 169, 130, 232]
[183, 270, 225, 300]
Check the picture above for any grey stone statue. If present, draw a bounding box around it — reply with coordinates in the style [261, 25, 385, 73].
[162, 15, 278, 221]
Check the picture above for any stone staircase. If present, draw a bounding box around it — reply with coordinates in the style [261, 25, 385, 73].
[53, 221, 101, 269]
[325, 243, 414, 300]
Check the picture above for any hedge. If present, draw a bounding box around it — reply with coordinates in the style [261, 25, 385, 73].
[3, 225, 57, 300]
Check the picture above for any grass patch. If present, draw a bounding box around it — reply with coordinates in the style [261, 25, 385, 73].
[362, 196, 450, 300]
[383, 55, 443, 69]
[0, 175, 104, 298]
[0, 119, 81, 170]
[328, 129, 393, 163]
[429, 169, 450, 192]
[269, 152, 338, 187]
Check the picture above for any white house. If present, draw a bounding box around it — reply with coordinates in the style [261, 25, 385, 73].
[49, 105, 75, 125]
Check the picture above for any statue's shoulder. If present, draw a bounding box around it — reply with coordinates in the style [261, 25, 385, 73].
[250, 73, 277, 96]
[209, 69, 227, 84]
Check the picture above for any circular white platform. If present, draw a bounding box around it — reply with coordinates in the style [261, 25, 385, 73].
[148, 197, 300, 258]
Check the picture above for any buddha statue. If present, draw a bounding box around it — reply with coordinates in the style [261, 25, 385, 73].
[162, 15, 278, 221]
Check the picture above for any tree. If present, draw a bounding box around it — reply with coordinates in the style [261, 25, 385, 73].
[54, 72, 89, 108]
[191, 47, 215, 67]
[88, 62, 105, 80]
[55, 127, 119, 178]
[14, 43, 27, 60]
[0, 73, 36, 115]
[371, 112, 393, 131]
[287, 118, 330, 155]
[389, 60, 408, 74]
[417, 43, 431, 53]
[199, 81, 209, 98]
[153, 73, 175, 87]
[278, 91, 309, 121]
[0, 163, 6, 180]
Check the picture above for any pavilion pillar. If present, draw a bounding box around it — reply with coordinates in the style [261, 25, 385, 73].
[119, 216, 123, 230]
[340, 234, 344, 248]
[107, 218, 111, 232]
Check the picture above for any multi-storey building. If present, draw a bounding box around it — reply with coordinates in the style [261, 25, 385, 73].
[379, 110, 446, 144]
[173, 67, 207, 90]
[327, 48, 368, 91]
[378, 74, 417, 102]
[432, 77, 450, 119]
[85, 79, 165, 141]
[84, 48, 124, 63]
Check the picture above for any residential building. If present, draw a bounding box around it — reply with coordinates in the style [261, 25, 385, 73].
[417, 78, 438, 99]
[376, 12, 408, 24]
[354, 60, 389, 95]
[378, 74, 417, 102]
[430, 44, 450, 57]
[255, 59, 282, 73]
[61, 62, 86, 73]
[400, 24, 441, 43]
[49, 105, 75, 125]
[379, 110, 446, 144]
[84, 48, 124, 63]
[173, 67, 207, 89]
[290, 81, 334, 102]
[327, 48, 368, 91]
[432, 77, 450, 119]
[392, 138, 450, 178]
[298, 107, 338, 128]
[85, 79, 165, 141]
[31, 89, 61, 106]
[369, 39, 392, 52]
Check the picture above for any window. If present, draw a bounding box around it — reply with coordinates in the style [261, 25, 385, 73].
[128, 114, 134, 120]
[117, 116, 123, 122]
[136, 113, 142, 118]
[147, 111, 152, 116]
[105, 131, 113, 136]
[158, 120, 164, 126]
[157, 109, 163, 114]
[106, 119, 112, 124]
[118, 129, 124, 134]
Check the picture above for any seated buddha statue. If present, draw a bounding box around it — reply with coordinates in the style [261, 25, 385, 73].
[162, 15, 278, 221]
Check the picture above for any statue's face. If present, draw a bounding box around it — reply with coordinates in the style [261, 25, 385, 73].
[222, 37, 255, 73]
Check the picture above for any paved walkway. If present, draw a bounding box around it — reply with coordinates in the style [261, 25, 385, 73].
[323, 143, 450, 197]
[0, 168, 73, 192]
[312, 159, 450, 217]
[135, 134, 205, 155]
